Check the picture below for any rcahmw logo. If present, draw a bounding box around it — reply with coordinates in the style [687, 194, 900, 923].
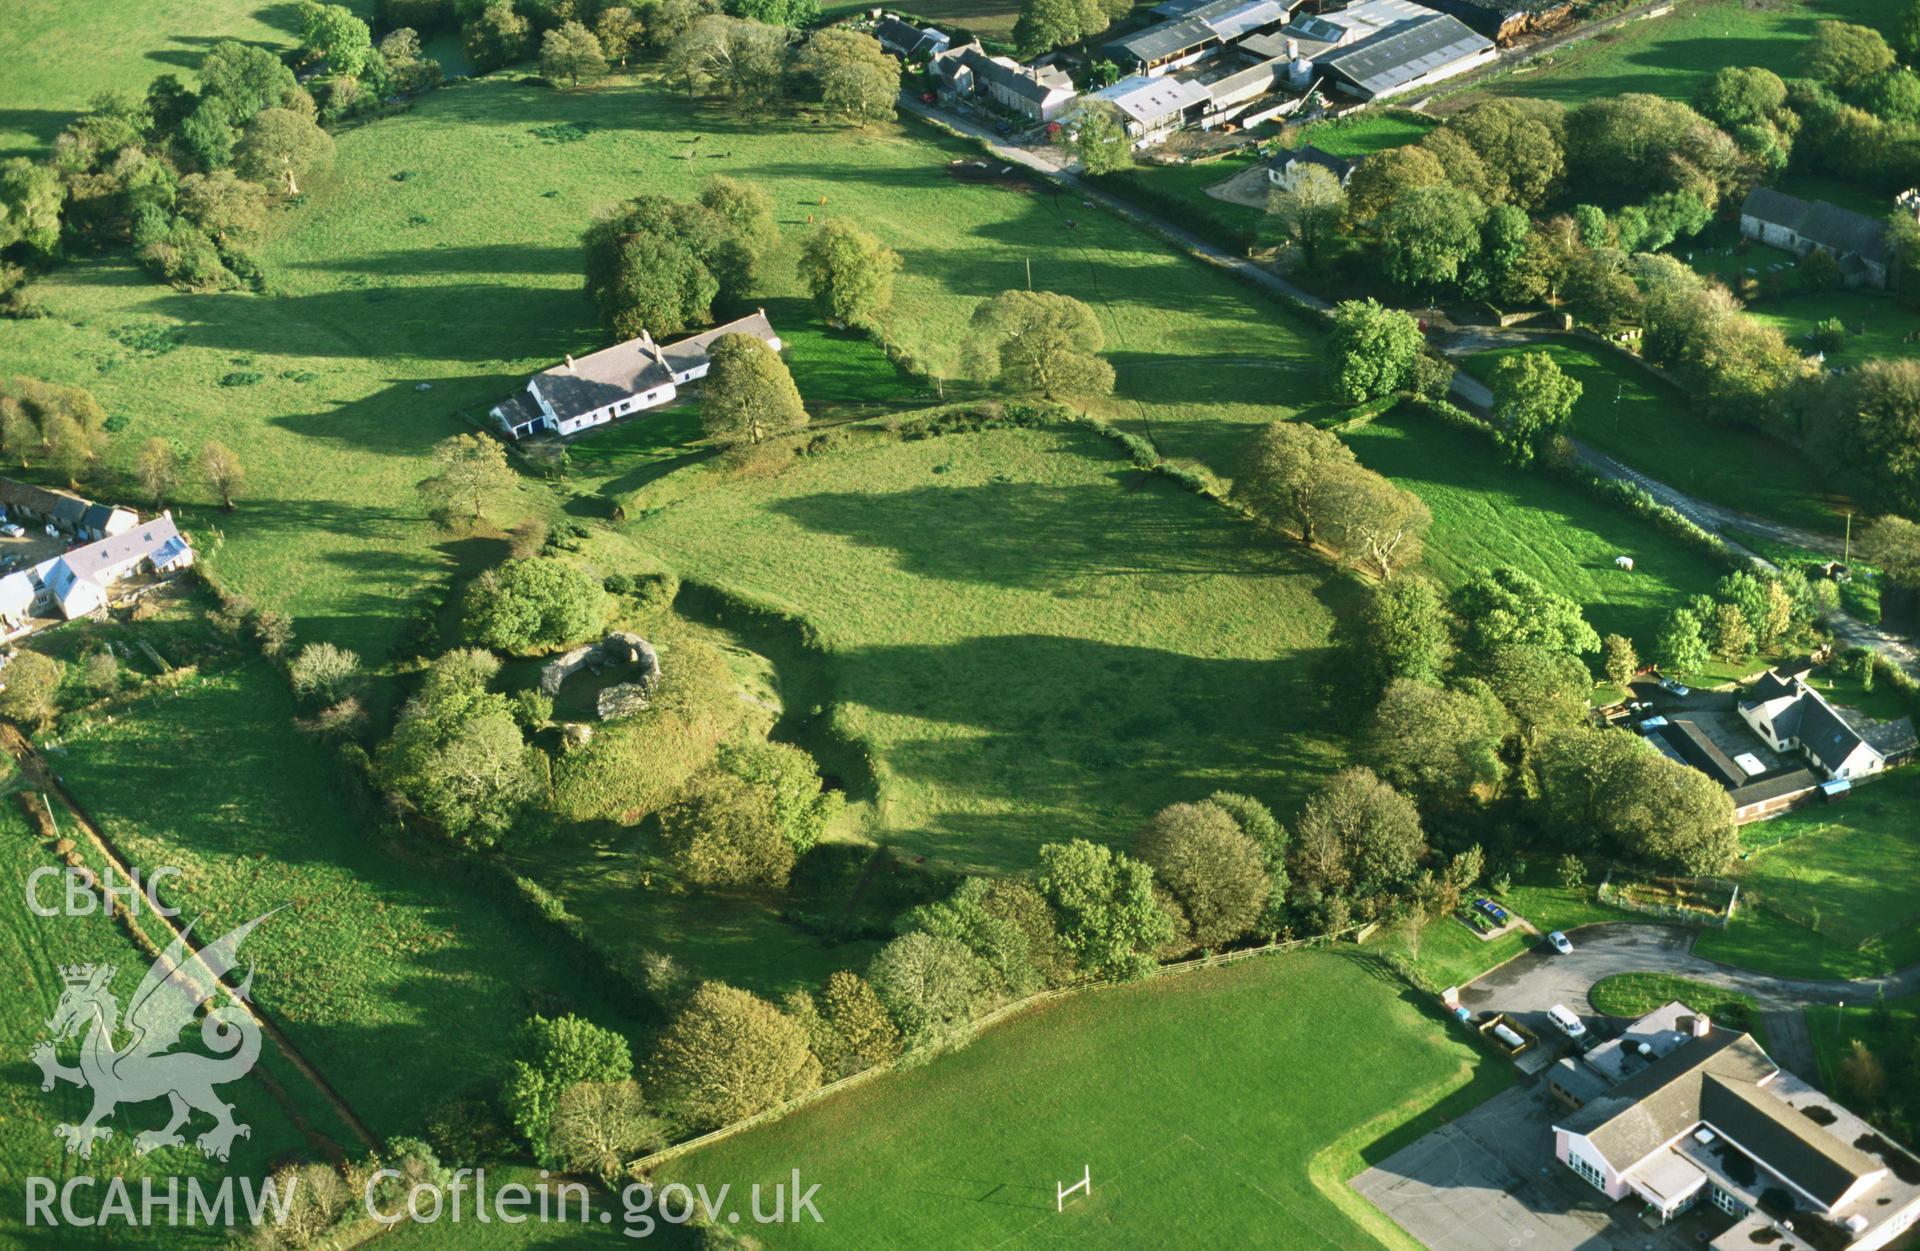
[24, 908, 286, 1229]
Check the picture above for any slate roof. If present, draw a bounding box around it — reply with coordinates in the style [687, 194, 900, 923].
[1696, 1074, 1884, 1209]
[873, 17, 922, 50]
[1274, 143, 1357, 182]
[1728, 767, 1820, 810]
[1316, 12, 1492, 97]
[529, 311, 779, 422]
[1659, 719, 1747, 789]
[962, 49, 1072, 103]
[57, 514, 186, 585]
[1864, 718, 1918, 760]
[1742, 188, 1889, 265]
[1205, 55, 1288, 108]
[1558, 1029, 1777, 1168]
[0, 477, 88, 521]
[1110, 0, 1288, 63]
[1739, 671, 1878, 774]
[1112, 16, 1219, 64]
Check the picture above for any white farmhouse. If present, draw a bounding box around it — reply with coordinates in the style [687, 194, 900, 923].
[490, 310, 782, 440]
[1737, 669, 1891, 783]
[0, 512, 193, 633]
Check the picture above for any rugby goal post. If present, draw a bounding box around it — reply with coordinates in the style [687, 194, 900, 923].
[1057, 1165, 1090, 1212]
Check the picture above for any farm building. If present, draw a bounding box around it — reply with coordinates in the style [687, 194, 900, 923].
[0, 512, 193, 631]
[1312, 11, 1496, 100]
[1267, 143, 1357, 186]
[1089, 75, 1214, 146]
[1278, 0, 1438, 55]
[0, 478, 137, 541]
[935, 46, 1077, 121]
[1552, 1002, 1920, 1248]
[1420, 0, 1574, 43]
[1739, 189, 1890, 289]
[872, 15, 950, 60]
[490, 311, 782, 440]
[1105, 0, 1293, 77]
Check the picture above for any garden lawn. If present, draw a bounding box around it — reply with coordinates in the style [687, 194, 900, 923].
[0, 802, 330, 1248]
[1340, 407, 1733, 645]
[1297, 111, 1437, 158]
[1588, 973, 1771, 1049]
[1454, 0, 1908, 109]
[1461, 340, 1846, 535]
[47, 658, 647, 1138]
[656, 950, 1506, 1250]
[1695, 771, 1920, 980]
[626, 423, 1349, 871]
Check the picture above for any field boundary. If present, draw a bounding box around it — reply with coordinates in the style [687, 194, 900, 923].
[626, 927, 1368, 1174]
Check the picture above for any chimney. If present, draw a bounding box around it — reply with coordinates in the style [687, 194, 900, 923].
[1286, 37, 1298, 57]
[1692, 1013, 1712, 1039]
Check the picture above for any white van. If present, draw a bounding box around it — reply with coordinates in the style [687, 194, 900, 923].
[1548, 1004, 1586, 1040]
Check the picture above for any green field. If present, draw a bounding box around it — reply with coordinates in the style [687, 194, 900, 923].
[1695, 772, 1920, 980]
[1340, 407, 1733, 646]
[1456, 0, 1908, 109]
[1461, 341, 1846, 535]
[1297, 111, 1437, 158]
[626, 422, 1348, 870]
[654, 950, 1503, 1250]
[47, 647, 647, 1137]
[1588, 973, 1771, 1047]
[1748, 293, 1920, 368]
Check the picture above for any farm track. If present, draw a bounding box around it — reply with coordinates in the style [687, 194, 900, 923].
[0, 722, 381, 1161]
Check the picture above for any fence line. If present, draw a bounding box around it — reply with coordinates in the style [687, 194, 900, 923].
[625, 927, 1360, 1173]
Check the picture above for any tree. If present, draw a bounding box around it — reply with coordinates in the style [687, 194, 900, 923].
[700, 333, 808, 447]
[377, 649, 539, 845]
[793, 970, 900, 1077]
[499, 1013, 632, 1166]
[1694, 66, 1788, 130]
[867, 931, 990, 1049]
[0, 158, 63, 255]
[665, 16, 790, 113]
[1363, 680, 1507, 803]
[1133, 803, 1268, 950]
[904, 877, 1073, 997]
[464, 557, 609, 653]
[379, 27, 445, 94]
[1806, 21, 1896, 94]
[1379, 184, 1487, 297]
[1483, 643, 1593, 743]
[1709, 601, 1754, 662]
[547, 1080, 661, 1183]
[298, 1, 375, 76]
[969, 290, 1114, 401]
[659, 769, 796, 888]
[1353, 576, 1453, 693]
[464, 0, 532, 73]
[1450, 566, 1600, 658]
[1859, 514, 1920, 588]
[1266, 163, 1345, 266]
[201, 439, 245, 509]
[1035, 839, 1174, 981]
[0, 651, 64, 732]
[1060, 100, 1133, 175]
[1602, 634, 1639, 690]
[289, 642, 362, 705]
[1839, 1039, 1888, 1106]
[234, 108, 334, 196]
[1014, 0, 1105, 57]
[714, 739, 839, 857]
[1490, 350, 1582, 468]
[651, 982, 821, 1131]
[1901, 0, 1920, 63]
[1290, 767, 1426, 905]
[799, 29, 899, 123]
[1655, 607, 1709, 674]
[1346, 144, 1446, 225]
[541, 20, 609, 87]
[177, 170, 269, 245]
[1232, 420, 1355, 544]
[1325, 299, 1422, 403]
[81, 649, 119, 696]
[1319, 463, 1431, 582]
[797, 219, 899, 330]
[1806, 359, 1920, 518]
[198, 41, 300, 126]
[417, 432, 515, 524]
[1539, 726, 1735, 872]
[583, 195, 750, 340]
[697, 175, 776, 257]
[1444, 98, 1565, 210]
[596, 6, 645, 65]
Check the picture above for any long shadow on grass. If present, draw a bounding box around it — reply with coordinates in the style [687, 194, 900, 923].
[281, 242, 582, 280]
[0, 108, 76, 156]
[832, 632, 1339, 866]
[266, 373, 526, 455]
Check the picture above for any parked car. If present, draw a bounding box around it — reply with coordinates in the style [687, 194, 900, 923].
[1659, 676, 1691, 697]
[1548, 931, 1574, 955]
[1474, 898, 1508, 925]
[1547, 1004, 1587, 1040]
[0, 524, 21, 538]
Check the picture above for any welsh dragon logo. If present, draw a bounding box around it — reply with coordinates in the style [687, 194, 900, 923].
[31, 912, 275, 1162]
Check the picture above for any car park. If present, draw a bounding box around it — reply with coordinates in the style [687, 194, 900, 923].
[1546, 1004, 1586, 1040]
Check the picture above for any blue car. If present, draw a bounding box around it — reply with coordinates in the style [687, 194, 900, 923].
[1474, 898, 1508, 924]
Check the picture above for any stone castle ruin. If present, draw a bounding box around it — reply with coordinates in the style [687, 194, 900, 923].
[539, 631, 662, 721]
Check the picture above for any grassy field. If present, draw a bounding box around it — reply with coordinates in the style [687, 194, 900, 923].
[1460, 340, 1846, 535]
[1747, 293, 1920, 367]
[1694, 772, 1920, 980]
[1340, 407, 1734, 646]
[0, 800, 339, 1247]
[46, 641, 648, 1138]
[626, 422, 1349, 871]
[1297, 111, 1437, 158]
[1454, 0, 1908, 109]
[1587, 973, 1771, 1047]
[653, 950, 1504, 1250]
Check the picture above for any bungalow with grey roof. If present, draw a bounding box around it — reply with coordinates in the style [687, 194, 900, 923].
[0, 512, 192, 631]
[490, 311, 781, 440]
[1737, 668, 1908, 784]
